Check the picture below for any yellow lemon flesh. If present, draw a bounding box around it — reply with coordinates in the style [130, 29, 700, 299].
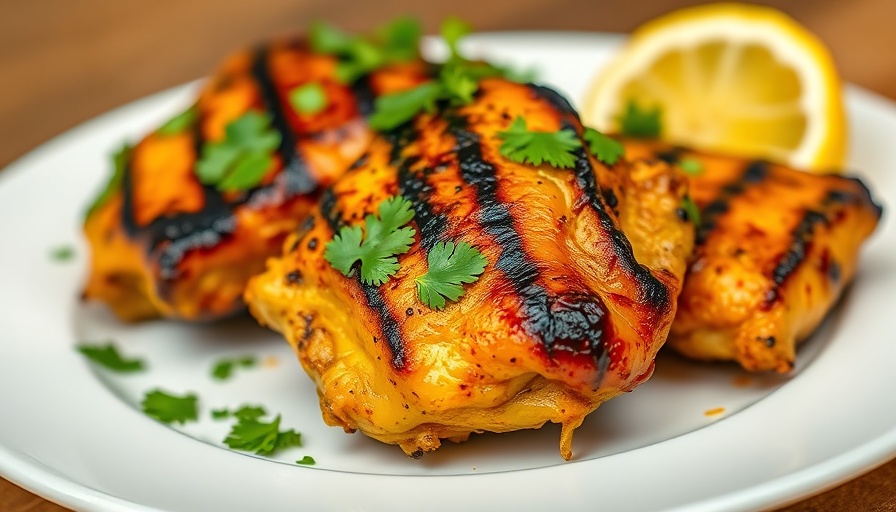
[583, 2, 847, 171]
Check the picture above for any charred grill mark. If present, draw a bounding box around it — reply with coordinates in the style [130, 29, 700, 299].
[120, 126, 238, 282]
[655, 147, 683, 165]
[563, 122, 671, 313]
[764, 187, 870, 306]
[526, 84, 580, 119]
[386, 127, 450, 252]
[351, 75, 376, 118]
[447, 113, 610, 375]
[696, 161, 769, 244]
[318, 187, 408, 370]
[526, 84, 671, 312]
[764, 209, 829, 306]
[250, 46, 317, 196]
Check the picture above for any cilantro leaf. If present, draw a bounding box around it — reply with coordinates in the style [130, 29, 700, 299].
[195, 111, 280, 192]
[157, 106, 198, 136]
[223, 412, 303, 456]
[439, 64, 479, 106]
[497, 117, 582, 169]
[679, 158, 703, 176]
[583, 128, 624, 166]
[76, 342, 145, 372]
[309, 21, 354, 54]
[618, 101, 662, 138]
[233, 405, 267, 421]
[680, 196, 702, 227]
[289, 82, 328, 115]
[85, 143, 131, 220]
[310, 18, 421, 84]
[50, 245, 75, 262]
[379, 17, 422, 62]
[368, 82, 442, 131]
[141, 390, 198, 425]
[296, 455, 316, 465]
[324, 196, 416, 285]
[211, 408, 230, 420]
[225, 414, 281, 454]
[416, 241, 487, 310]
[275, 429, 303, 452]
[211, 355, 257, 381]
[441, 17, 473, 62]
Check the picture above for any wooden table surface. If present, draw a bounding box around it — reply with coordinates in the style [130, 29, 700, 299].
[1, 0, 894, 510]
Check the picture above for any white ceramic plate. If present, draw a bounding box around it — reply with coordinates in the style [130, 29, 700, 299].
[0, 32, 894, 512]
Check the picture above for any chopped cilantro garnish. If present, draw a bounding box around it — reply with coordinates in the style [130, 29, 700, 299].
[618, 100, 662, 138]
[324, 196, 416, 285]
[85, 143, 131, 220]
[680, 196, 702, 226]
[76, 342, 145, 373]
[441, 16, 473, 62]
[583, 128, 624, 166]
[368, 82, 442, 131]
[309, 18, 422, 84]
[157, 106, 198, 136]
[223, 412, 302, 456]
[679, 158, 703, 176]
[211, 355, 257, 381]
[497, 117, 582, 169]
[416, 241, 487, 310]
[195, 112, 280, 192]
[296, 456, 316, 465]
[212, 404, 268, 421]
[141, 390, 198, 425]
[50, 245, 75, 262]
[365, 17, 534, 131]
[289, 82, 328, 115]
[378, 16, 422, 62]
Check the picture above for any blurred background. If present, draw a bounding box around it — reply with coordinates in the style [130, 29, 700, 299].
[1, 0, 895, 510]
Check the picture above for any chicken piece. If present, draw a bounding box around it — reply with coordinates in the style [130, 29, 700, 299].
[623, 140, 882, 372]
[83, 39, 429, 321]
[246, 79, 694, 459]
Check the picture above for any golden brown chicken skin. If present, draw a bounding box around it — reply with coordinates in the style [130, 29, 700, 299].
[624, 140, 882, 372]
[83, 39, 429, 321]
[246, 79, 695, 460]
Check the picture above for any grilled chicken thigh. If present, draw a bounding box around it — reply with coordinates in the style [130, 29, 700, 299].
[246, 79, 695, 459]
[83, 40, 428, 321]
[624, 140, 882, 372]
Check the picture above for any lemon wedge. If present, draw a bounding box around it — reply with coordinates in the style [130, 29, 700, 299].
[582, 2, 847, 171]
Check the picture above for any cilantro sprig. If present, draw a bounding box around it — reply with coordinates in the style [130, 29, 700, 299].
[222, 405, 303, 456]
[77, 342, 146, 373]
[680, 195, 702, 226]
[141, 389, 198, 425]
[583, 127, 624, 166]
[157, 106, 198, 136]
[85, 143, 131, 220]
[195, 111, 281, 192]
[497, 117, 581, 169]
[416, 241, 487, 310]
[679, 158, 703, 176]
[289, 82, 328, 115]
[310, 17, 422, 84]
[324, 195, 416, 285]
[618, 100, 662, 138]
[211, 355, 257, 381]
[368, 18, 529, 131]
[50, 245, 75, 262]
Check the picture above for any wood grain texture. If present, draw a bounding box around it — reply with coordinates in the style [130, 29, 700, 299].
[1, 0, 894, 510]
